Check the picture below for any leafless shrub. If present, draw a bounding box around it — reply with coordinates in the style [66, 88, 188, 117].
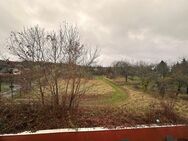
[7, 22, 99, 109]
[146, 98, 183, 124]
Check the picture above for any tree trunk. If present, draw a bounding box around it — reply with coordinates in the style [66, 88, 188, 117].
[187, 86, 188, 94]
[68, 96, 74, 110]
[10, 81, 14, 99]
[54, 76, 59, 106]
[39, 86, 44, 105]
[144, 84, 148, 91]
[125, 74, 128, 82]
[159, 85, 165, 98]
[176, 84, 181, 96]
[54, 93, 59, 106]
[69, 78, 76, 110]
[0, 80, 1, 92]
[38, 79, 45, 105]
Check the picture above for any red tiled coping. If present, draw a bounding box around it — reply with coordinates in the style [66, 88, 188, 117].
[0, 125, 188, 141]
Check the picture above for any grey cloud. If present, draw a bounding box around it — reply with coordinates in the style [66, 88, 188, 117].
[0, 0, 188, 66]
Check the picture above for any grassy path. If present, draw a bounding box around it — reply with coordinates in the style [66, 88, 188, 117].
[98, 77, 128, 105]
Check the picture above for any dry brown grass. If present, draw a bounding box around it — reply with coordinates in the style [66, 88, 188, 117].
[1, 77, 188, 134]
[13, 77, 188, 119]
[121, 85, 188, 119]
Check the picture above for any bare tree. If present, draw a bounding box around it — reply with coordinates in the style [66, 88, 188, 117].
[51, 23, 99, 109]
[7, 22, 99, 109]
[8, 26, 47, 105]
[113, 60, 131, 82]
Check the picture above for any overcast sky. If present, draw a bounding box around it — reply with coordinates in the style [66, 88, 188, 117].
[0, 0, 188, 66]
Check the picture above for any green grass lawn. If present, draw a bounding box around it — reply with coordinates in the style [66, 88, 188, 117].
[96, 76, 128, 105]
[0, 83, 10, 92]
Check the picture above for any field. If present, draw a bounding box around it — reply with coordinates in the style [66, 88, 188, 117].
[80, 76, 188, 117]
[1, 76, 188, 133]
[80, 77, 128, 107]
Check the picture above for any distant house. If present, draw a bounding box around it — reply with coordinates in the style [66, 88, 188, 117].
[0, 67, 21, 75]
[11, 68, 21, 75]
[0, 60, 23, 73]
